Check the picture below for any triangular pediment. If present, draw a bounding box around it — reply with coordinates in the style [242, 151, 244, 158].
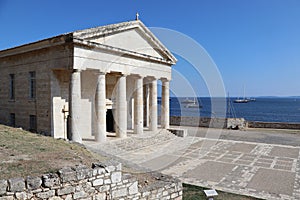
[73, 20, 176, 64]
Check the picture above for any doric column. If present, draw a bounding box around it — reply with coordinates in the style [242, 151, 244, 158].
[161, 78, 170, 129]
[134, 76, 143, 134]
[143, 82, 149, 127]
[95, 72, 106, 142]
[69, 69, 82, 143]
[149, 78, 157, 131]
[116, 74, 127, 138]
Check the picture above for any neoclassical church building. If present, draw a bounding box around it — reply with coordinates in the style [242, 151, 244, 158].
[0, 19, 176, 143]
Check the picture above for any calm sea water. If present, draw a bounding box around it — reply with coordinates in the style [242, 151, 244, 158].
[159, 97, 300, 123]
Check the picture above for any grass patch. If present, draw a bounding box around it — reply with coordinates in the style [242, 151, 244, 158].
[0, 125, 105, 179]
[183, 183, 263, 200]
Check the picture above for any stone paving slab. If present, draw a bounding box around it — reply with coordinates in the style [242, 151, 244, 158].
[247, 168, 295, 196]
[184, 161, 236, 183]
[84, 128, 300, 200]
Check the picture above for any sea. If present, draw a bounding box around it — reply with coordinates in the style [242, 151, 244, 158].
[159, 97, 300, 123]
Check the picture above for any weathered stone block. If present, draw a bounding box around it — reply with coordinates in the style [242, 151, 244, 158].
[0, 180, 8, 195]
[111, 172, 122, 183]
[74, 165, 92, 180]
[58, 167, 76, 183]
[82, 182, 95, 194]
[36, 190, 55, 199]
[163, 191, 169, 196]
[26, 176, 42, 190]
[56, 186, 75, 196]
[171, 192, 178, 198]
[73, 191, 87, 199]
[93, 193, 106, 200]
[31, 188, 42, 194]
[142, 191, 151, 197]
[128, 181, 138, 195]
[0, 196, 14, 200]
[49, 197, 63, 200]
[104, 179, 111, 184]
[97, 185, 110, 193]
[8, 178, 25, 192]
[65, 194, 73, 200]
[97, 168, 106, 175]
[227, 118, 246, 129]
[15, 192, 27, 200]
[112, 188, 127, 199]
[92, 178, 103, 187]
[92, 169, 98, 176]
[42, 173, 60, 188]
[106, 165, 115, 173]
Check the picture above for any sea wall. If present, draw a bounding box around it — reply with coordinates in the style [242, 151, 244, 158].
[169, 116, 227, 128]
[248, 121, 300, 130]
[0, 161, 182, 200]
[169, 116, 300, 130]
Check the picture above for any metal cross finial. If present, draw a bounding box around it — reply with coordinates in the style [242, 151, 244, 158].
[136, 12, 139, 20]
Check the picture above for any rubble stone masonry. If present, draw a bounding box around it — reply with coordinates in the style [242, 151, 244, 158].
[0, 160, 182, 200]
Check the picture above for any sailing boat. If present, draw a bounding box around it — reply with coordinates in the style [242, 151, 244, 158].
[234, 86, 249, 103]
[184, 98, 202, 108]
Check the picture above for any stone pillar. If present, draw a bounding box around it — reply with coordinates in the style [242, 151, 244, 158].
[149, 78, 157, 131]
[161, 78, 170, 129]
[95, 72, 106, 142]
[69, 69, 82, 143]
[116, 74, 127, 138]
[143, 82, 149, 127]
[134, 76, 143, 134]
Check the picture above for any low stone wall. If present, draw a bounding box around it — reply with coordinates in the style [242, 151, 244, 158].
[248, 121, 300, 130]
[0, 161, 182, 200]
[169, 116, 227, 129]
[169, 116, 300, 130]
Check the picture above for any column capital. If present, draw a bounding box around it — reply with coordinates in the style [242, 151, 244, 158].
[145, 76, 157, 81]
[161, 77, 170, 82]
[131, 74, 144, 79]
[95, 71, 107, 76]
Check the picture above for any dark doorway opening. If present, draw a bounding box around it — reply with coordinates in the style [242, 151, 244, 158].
[106, 109, 114, 132]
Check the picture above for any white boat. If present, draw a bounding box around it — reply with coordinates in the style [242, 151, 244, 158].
[184, 98, 202, 108]
[234, 86, 251, 103]
[181, 98, 195, 104]
[234, 99, 249, 103]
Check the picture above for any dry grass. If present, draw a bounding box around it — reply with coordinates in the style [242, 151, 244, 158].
[0, 125, 105, 179]
[183, 184, 263, 200]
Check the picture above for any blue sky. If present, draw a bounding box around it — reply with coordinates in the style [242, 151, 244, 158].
[1, 0, 300, 97]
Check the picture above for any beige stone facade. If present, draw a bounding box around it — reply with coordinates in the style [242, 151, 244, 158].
[0, 20, 176, 142]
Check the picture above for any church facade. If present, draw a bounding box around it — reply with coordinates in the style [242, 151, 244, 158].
[0, 20, 176, 143]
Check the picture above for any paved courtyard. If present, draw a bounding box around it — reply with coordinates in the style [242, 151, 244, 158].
[84, 127, 300, 200]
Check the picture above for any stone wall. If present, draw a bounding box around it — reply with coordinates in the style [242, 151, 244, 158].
[169, 116, 300, 130]
[0, 161, 182, 200]
[0, 44, 73, 136]
[248, 121, 300, 130]
[169, 116, 227, 129]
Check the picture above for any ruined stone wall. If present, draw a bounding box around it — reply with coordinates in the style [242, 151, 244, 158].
[0, 45, 72, 136]
[0, 161, 182, 200]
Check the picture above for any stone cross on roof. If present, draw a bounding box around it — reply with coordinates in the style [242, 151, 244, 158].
[136, 12, 139, 20]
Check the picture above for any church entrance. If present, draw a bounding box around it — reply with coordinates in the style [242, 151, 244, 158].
[106, 109, 114, 132]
